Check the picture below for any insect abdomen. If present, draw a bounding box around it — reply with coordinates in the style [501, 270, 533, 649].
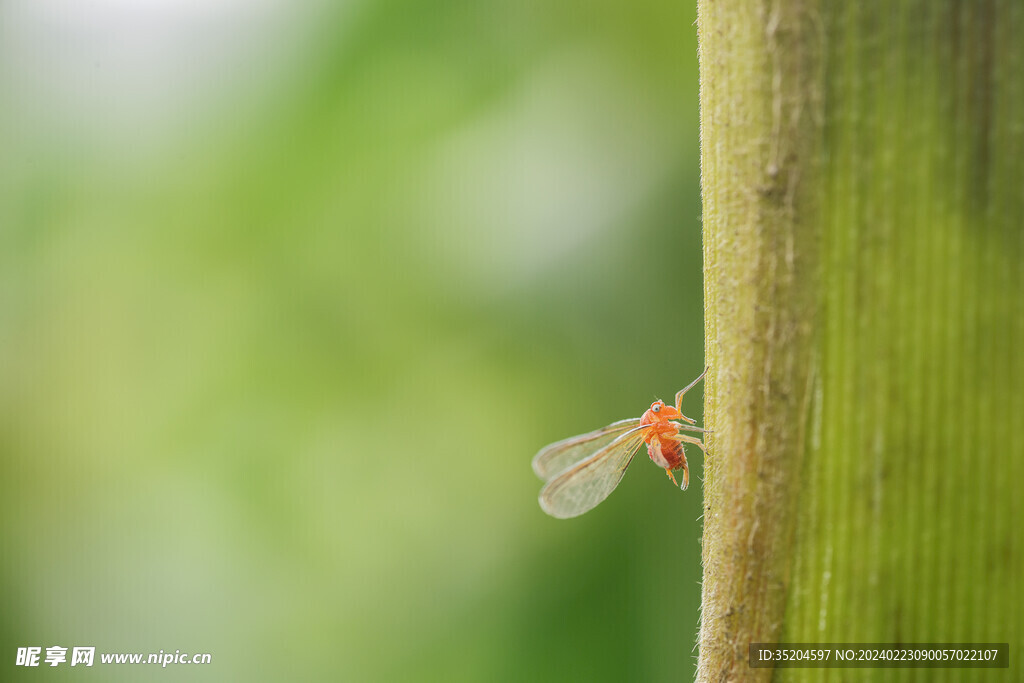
[647, 435, 684, 470]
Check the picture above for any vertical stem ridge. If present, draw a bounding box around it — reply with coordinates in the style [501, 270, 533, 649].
[697, 0, 823, 679]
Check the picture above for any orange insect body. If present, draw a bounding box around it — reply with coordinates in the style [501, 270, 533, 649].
[532, 368, 708, 519]
[639, 400, 691, 489]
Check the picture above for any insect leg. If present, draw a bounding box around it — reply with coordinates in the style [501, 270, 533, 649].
[675, 423, 708, 433]
[664, 468, 678, 486]
[674, 366, 708, 419]
[673, 432, 707, 454]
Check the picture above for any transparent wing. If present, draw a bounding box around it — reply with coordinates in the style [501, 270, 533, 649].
[532, 418, 641, 482]
[537, 425, 648, 519]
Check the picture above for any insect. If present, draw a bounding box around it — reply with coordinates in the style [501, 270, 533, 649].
[532, 368, 708, 519]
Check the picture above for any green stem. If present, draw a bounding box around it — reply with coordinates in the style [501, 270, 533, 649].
[697, 1, 1023, 680]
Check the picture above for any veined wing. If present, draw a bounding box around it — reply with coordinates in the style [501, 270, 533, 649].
[538, 425, 647, 519]
[532, 418, 641, 482]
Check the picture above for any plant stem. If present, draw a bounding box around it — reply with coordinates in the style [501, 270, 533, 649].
[697, 1, 1023, 680]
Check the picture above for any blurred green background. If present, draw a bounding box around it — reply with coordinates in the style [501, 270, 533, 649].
[0, 0, 705, 680]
